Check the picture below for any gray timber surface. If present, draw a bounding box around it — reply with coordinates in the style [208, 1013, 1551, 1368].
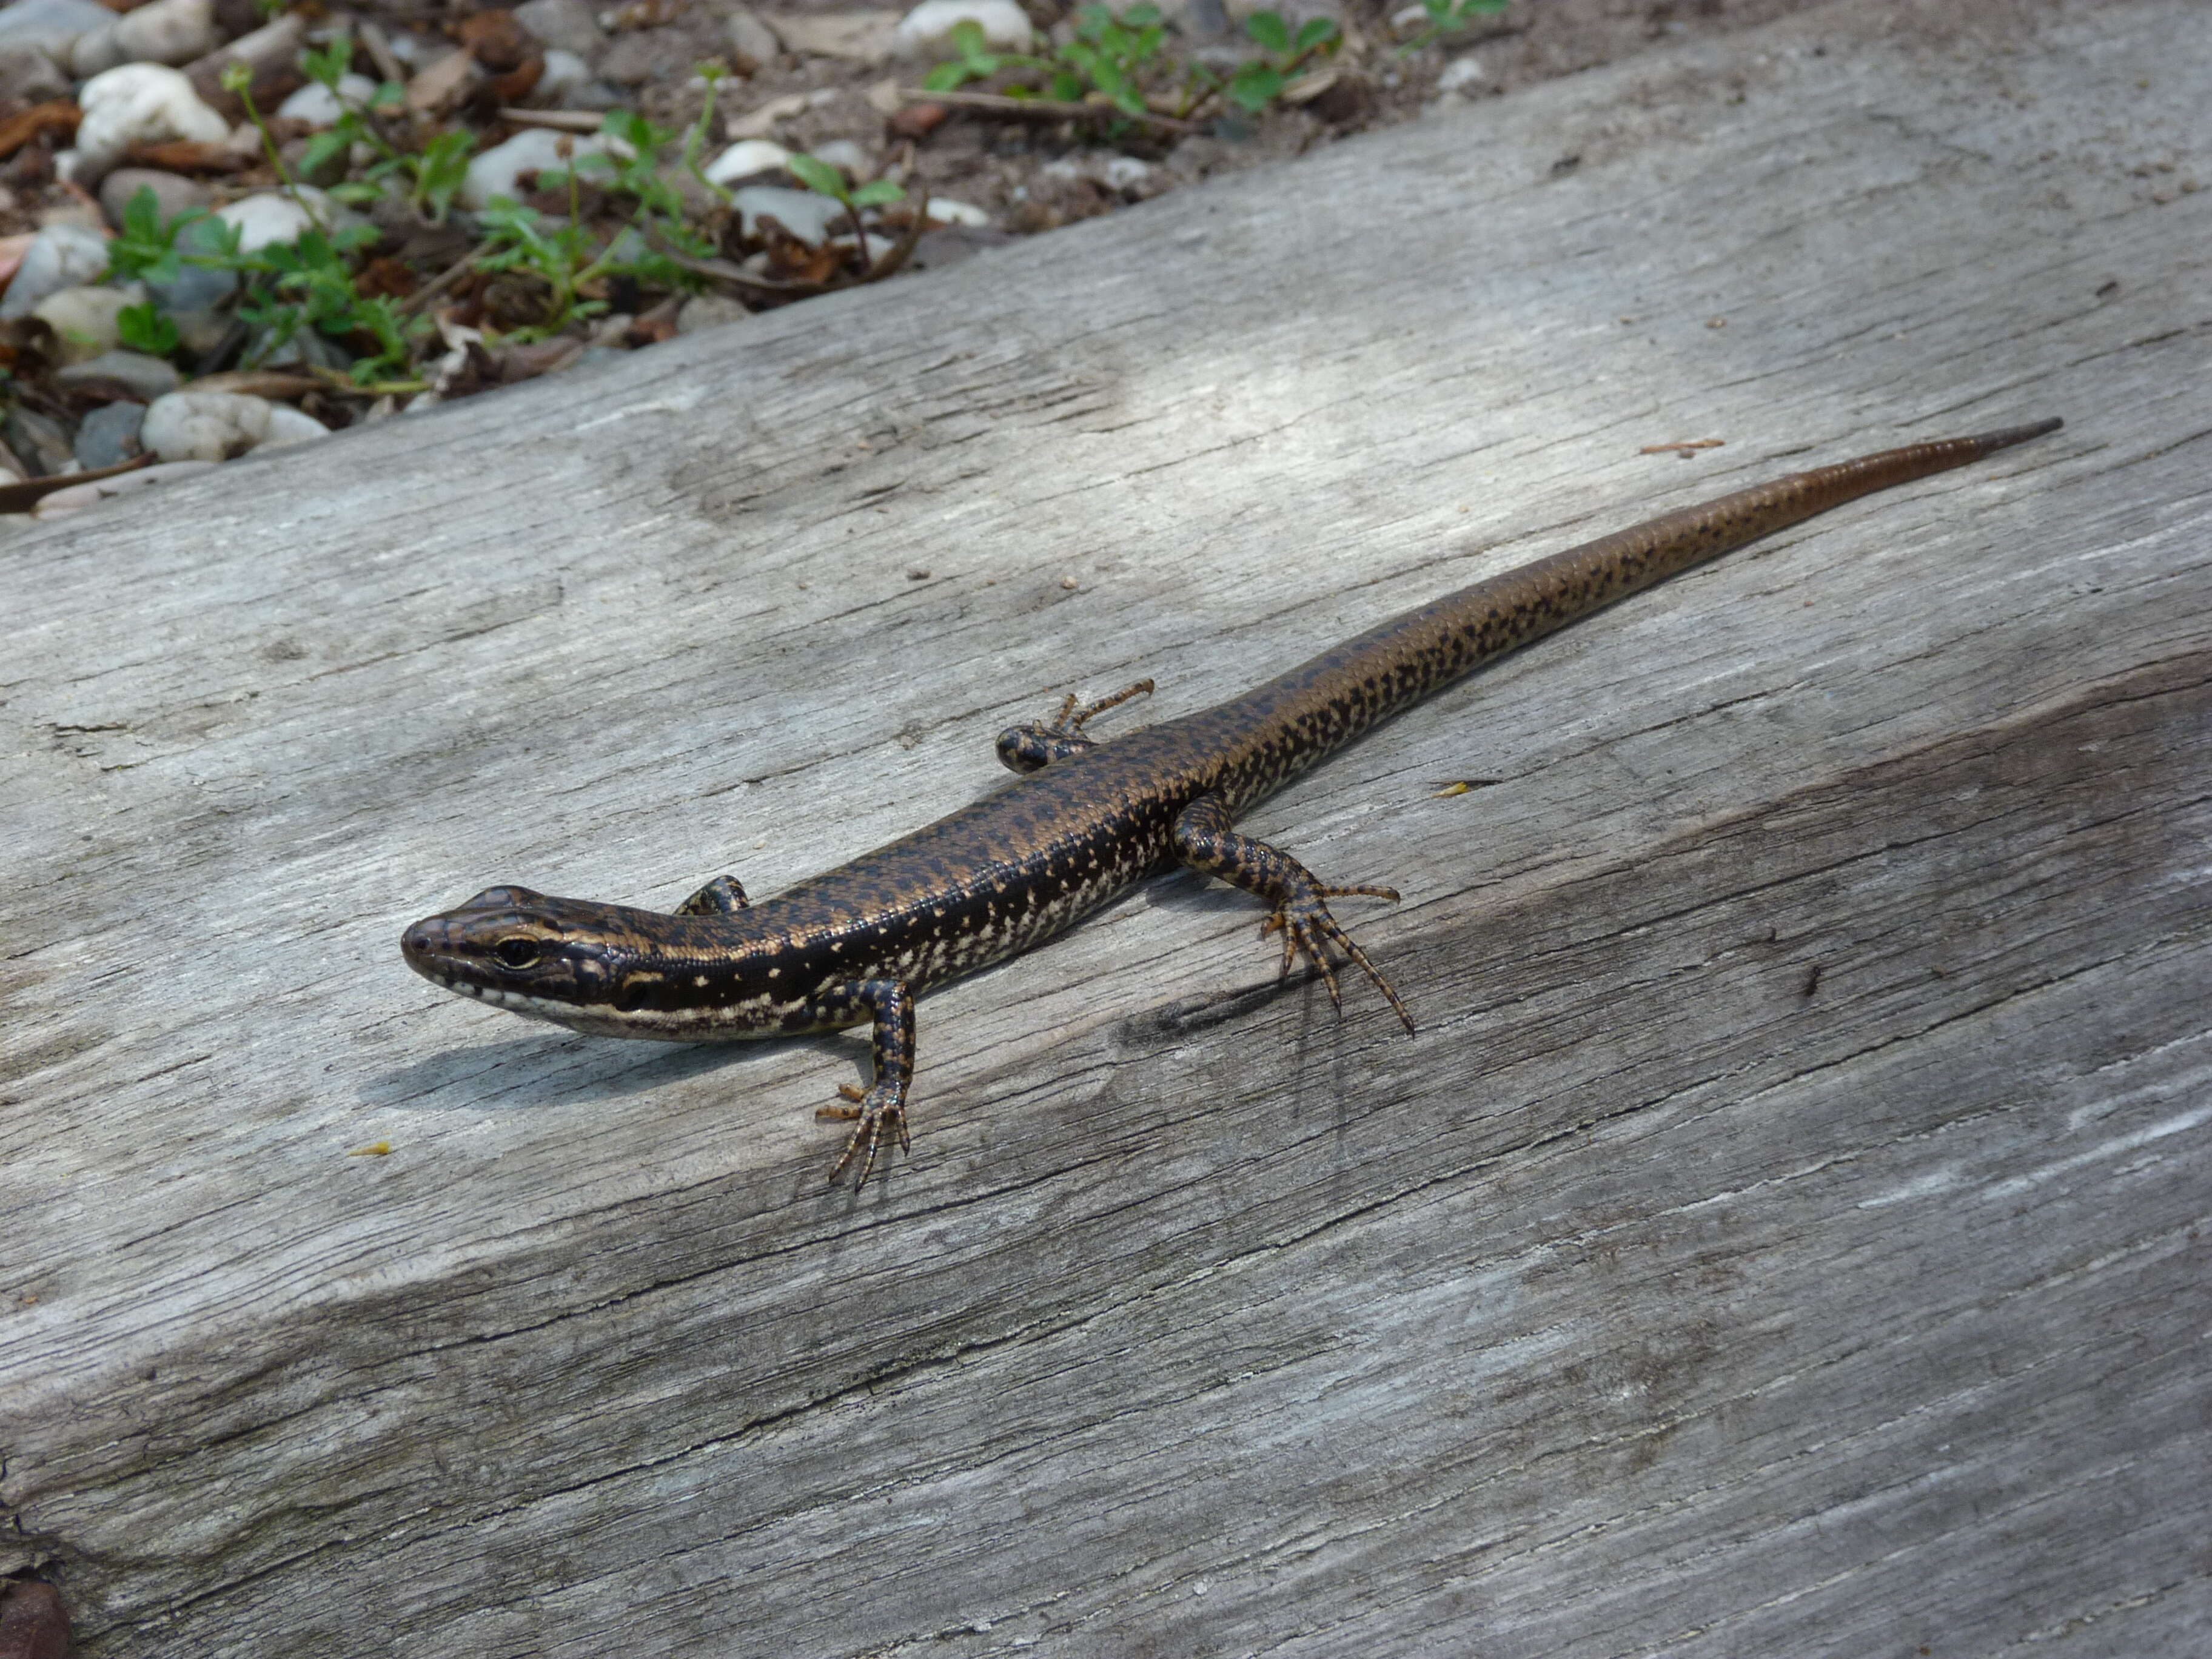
[3, 0, 2207, 1653]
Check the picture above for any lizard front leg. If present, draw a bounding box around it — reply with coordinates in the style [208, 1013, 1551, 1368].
[814, 977, 916, 1186]
[994, 679, 1154, 772]
[1171, 796, 1416, 1033]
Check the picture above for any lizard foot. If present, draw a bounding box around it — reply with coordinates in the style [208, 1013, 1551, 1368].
[1260, 879, 1415, 1034]
[818, 1081, 911, 1188]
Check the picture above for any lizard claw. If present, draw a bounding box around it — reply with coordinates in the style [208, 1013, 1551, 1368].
[1263, 885, 1415, 1034]
[818, 1081, 910, 1187]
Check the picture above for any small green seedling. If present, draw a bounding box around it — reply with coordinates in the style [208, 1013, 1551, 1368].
[923, 5, 1168, 119]
[101, 187, 207, 286]
[1227, 10, 1341, 113]
[472, 197, 609, 338]
[1401, 0, 1508, 54]
[115, 302, 180, 357]
[788, 153, 905, 270]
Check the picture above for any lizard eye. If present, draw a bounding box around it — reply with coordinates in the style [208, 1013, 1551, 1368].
[494, 937, 542, 969]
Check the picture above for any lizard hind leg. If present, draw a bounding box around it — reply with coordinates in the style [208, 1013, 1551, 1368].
[813, 978, 917, 1187]
[1171, 795, 1416, 1034]
[994, 679, 1155, 773]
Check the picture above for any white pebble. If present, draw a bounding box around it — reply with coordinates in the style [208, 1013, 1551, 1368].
[731, 184, 849, 246]
[532, 48, 591, 106]
[1436, 55, 1484, 95]
[1042, 152, 1151, 191]
[276, 73, 379, 129]
[216, 191, 327, 253]
[459, 127, 626, 211]
[261, 404, 332, 449]
[703, 139, 792, 187]
[808, 138, 874, 179]
[30, 284, 139, 362]
[923, 196, 990, 226]
[73, 62, 229, 175]
[895, 0, 1032, 54]
[141, 390, 328, 463]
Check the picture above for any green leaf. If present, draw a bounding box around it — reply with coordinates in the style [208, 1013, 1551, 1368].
[921, 61, 970, 92]
[369, 79, 404, 110]
[299, 129, 350, 177]
[1227, 62, 1281, 112]
[947, 19, 992, 70]
[301, 35, 352, 90]
[1244, 10, 1290, 53]
[787, 153, 849, 201]
[1294, 18, 1338, 53]
[848, 179, 905, 208]
[1124, 3, 1163, 24]
[1049, 69, 1084, 101]
[115, 303, 178, 357]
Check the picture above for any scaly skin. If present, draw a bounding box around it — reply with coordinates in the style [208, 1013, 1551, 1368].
[403, 420, 2062, 1183]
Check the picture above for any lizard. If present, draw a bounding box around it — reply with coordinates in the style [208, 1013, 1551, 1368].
[402, 418, 2062, 1184]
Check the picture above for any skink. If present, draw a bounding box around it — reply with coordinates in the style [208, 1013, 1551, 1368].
[403, 419, 2061, 1182]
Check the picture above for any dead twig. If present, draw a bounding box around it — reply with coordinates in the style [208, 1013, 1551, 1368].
[897, 87, 1196, 136]
[0, 101, 80, 162]
[397, 249, 481, 318]
[0, 453, 150, 514]
[642, 203, 927, 301]
[495, 108, 608, 134]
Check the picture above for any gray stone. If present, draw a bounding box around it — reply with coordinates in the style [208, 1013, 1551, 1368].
[72, 400, 147, 469]
[138, 212, 238, 315]
[68, 0, 222, 78]
[513, 0, 601, 58]
[0, 0, 112, 58]
[675, 292, 749, 333]
[724, 7, 780, 66]
[0, 223, 111, 319]
[0, 42, 67, 102]
[169, 306, 243, 369]
[57, 348, 181, 401]
[4, 404, 74, 475]
[100, 166, 213, 230]
[252, 324, 351, 375]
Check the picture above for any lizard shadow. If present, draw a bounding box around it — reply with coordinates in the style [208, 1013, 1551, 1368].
[361, 1025, 866, 1114]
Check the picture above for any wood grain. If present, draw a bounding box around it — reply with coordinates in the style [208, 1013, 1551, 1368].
[3, 0, 2207, 1652]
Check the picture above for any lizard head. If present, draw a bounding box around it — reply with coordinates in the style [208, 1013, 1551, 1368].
[401, 886, 647, 1029]
[401, 885, 825, 1039]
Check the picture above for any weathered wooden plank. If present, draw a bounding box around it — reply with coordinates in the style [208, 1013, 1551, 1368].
[3, 0, 2208, 1653]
